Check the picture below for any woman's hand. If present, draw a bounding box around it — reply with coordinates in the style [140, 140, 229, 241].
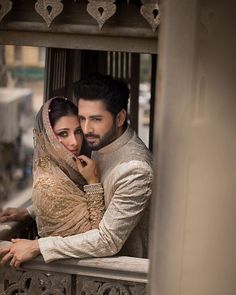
[0, 207, 30, 223]
[0, 239, 40, 269]
[75, 155, 100, 184]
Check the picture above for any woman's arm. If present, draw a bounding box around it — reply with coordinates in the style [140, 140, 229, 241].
[84, 183, 105, 229]
[76, 155, 105, 229]
[0, 207, 32, 222]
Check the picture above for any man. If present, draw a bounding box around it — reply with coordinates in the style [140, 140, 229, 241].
[0, 74, 153, 267]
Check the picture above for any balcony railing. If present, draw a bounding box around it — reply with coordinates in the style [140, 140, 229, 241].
[0, 202, 149, 295]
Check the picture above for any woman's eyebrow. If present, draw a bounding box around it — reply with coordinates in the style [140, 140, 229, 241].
[55, 128, 69, 132]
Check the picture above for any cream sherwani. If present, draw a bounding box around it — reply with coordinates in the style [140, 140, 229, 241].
[38, 126, 153, 262]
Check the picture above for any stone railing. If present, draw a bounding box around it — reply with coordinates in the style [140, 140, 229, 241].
[1, 250, 148, 294]
[0, 204, 149, 294]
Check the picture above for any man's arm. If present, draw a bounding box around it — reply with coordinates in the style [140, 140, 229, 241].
[38, 161, 153, 262]
[0, 239, 40, 268]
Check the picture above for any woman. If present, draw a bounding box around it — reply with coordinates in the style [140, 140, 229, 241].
[32, 96, 105, 237]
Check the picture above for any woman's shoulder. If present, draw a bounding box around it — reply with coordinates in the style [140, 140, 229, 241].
[34, 156, 51, 169]
[33, 173, 61, 190]
[34, 157, 63, 185]
[33, 172, 84, 196]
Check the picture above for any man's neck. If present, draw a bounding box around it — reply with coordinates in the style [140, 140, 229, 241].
[95, 125, 128, 152]
[116, 125, 127, 140]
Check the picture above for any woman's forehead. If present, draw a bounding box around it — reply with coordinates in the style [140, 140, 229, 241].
[53, 115, 80, 130]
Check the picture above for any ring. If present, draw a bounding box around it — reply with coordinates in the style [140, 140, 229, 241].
[10, 256, 15, 267]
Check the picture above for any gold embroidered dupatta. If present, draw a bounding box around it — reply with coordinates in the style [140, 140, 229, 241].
[32, 98, 92, 237]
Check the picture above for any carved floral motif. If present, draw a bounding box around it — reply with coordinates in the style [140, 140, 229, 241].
[3, 268, 147, 294]
[0, 0, 12, 23]
[97, 282, 130, 294]
[0, 0, 160, 33]
[87, 0, 116, 30]
[4, 268, 71, 295]
[140, 0, 160, 32]
[80, 278, 147, 295]
[35, 0, 64, 27]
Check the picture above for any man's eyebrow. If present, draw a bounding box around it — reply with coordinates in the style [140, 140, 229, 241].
[90, 115, 103, 118]
[79, 115, 103, 118]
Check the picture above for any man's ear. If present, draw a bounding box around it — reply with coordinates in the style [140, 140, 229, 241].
[116, 109, 126, 127]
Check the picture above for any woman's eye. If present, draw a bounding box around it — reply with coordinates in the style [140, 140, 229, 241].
[58, 131, 67, 137]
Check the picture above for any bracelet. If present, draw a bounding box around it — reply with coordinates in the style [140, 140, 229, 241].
[84, 183, 104, 195]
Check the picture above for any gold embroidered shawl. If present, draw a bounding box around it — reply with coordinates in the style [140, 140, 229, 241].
[32, 98, 92, 238]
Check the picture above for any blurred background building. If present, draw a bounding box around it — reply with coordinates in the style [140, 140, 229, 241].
[0, 45, 45, 205]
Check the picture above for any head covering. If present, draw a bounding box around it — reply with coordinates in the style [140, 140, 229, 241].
[32, 98, 92, 237]
[33, 98, 86, 186]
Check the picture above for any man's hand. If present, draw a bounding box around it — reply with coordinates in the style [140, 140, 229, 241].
[0, 239, 40, 268]
[0, 207, 30, 223]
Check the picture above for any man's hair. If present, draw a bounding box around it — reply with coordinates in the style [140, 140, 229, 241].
[74, 73, 130, 118]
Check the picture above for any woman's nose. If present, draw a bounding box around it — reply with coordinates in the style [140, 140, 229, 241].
[69, 134, 79, 147]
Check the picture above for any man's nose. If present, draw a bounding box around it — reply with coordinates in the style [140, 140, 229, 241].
[83, 120, 93, 134]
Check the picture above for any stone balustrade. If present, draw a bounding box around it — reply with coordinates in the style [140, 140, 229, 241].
[0, 207, 148, 294]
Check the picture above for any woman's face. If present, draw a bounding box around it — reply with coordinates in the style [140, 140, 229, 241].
[53, 115, 83, 156]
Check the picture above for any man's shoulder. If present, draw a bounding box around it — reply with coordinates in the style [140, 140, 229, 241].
[105, 159, 153, 187]
[95, 127, 153, 181]
[105, 160, 153, 195]
[121, 131, 152, 165]
[116, 160, 153, 176]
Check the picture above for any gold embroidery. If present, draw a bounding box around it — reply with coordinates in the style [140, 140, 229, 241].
[36, 156, 51, 169]
[32, 98, 105, 238]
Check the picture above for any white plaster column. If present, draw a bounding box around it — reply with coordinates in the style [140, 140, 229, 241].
[149, 1, 236, 294]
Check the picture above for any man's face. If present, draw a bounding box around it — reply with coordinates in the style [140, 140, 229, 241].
[78, 99, 120, 150]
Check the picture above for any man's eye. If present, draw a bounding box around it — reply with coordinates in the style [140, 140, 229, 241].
[92, 118, 101, 122]
[79, 117, 85, 121]
[75, 128, 82, 135]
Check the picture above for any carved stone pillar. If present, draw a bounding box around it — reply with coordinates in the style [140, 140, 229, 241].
[149, 0, 236, 294]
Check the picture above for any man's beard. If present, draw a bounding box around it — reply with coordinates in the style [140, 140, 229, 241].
[84, 125, 117, 151]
